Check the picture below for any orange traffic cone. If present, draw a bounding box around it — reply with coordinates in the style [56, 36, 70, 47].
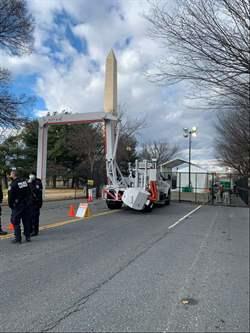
[8, 223, 14, 231]
[68, 205, 76, 217]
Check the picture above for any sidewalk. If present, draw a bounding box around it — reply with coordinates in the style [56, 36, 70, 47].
[230, 194, 249, 207]
[44, 189, 86, 201]
[1, 188, 87, 205]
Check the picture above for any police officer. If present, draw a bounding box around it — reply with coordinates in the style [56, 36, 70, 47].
[28, 171, 43, 236]
[8, 169, 31, 243]
[0, 182, 7, 235]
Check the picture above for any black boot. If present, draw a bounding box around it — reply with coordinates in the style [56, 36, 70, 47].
[31, 224, 39, 236]
[24, 228, 31, 241]
[14, 225, 22, 244]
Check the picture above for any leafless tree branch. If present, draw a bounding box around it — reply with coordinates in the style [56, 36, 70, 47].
[140, 140, 179, 165]
[214, 99, 250, 174]
[0, 0, 34, 55]
[146, 0, 250, 107]
[0, 0, 34, 128]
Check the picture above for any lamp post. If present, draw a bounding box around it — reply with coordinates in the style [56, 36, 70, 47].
[183, 126, 197, 189]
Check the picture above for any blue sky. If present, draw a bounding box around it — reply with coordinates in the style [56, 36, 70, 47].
[1, 0, 220, 170]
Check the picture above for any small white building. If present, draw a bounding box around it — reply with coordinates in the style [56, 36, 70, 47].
[160, 159, 209, 193]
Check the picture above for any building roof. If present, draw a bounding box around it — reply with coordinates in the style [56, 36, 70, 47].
[160, 158, 200, 169]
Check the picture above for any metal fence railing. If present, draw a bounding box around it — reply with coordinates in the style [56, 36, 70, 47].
[235, 176, 249, 205]
[162, 172, 249, 207]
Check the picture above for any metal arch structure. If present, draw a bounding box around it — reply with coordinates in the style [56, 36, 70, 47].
[36, 111, 119, 192]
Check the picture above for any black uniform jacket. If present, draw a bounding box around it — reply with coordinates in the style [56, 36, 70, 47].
[28, 178, 43, 208]
[8, 178, 30, 209]
[0, 184, 3, 204]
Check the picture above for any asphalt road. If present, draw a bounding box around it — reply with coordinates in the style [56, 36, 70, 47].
[0, 202, 249, 332]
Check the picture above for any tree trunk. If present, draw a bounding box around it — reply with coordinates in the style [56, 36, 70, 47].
[3, 174, 8, 189]
[52, 175, 57, 188]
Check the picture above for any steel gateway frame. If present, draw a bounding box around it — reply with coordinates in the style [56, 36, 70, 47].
[36, 111, 118, 194]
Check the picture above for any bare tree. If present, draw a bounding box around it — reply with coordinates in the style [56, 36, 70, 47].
[0, 92, 32, 127]
[140, 141, 179, 165]
[118, 103, 147, 138]
[66, 123, 105, 179]
[146, 0, 249, 107]
[0, 125, 18, 144]
[0, 0, 34, 128]
[116, 104, 146, 173]
[0, 0, 33, 55]
[215, 103, 250, 175]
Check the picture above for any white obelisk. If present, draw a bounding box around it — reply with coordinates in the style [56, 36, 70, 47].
[104, 49, 117, 115]
[104, 50, 118, 185]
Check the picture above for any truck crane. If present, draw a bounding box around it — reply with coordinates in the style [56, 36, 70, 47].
[103, 153, 171, 212]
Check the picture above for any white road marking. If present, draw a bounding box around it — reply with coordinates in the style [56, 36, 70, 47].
[168, 205, 202, 230]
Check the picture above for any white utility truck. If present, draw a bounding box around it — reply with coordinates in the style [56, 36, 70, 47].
[102, 120, 171, 212]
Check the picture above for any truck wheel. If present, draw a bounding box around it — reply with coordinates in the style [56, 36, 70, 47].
[106, 200, 123, 209]
[144, 203, 154, 212]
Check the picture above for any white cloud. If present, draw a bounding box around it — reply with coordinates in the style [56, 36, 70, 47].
[119, 48, 143, 73]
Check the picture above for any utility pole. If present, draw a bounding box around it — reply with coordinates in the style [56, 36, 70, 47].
[189, 131, 191, 188]
[183, 127, 197, 190]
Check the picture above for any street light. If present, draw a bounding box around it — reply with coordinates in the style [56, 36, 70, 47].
[183, 126, 197, 189]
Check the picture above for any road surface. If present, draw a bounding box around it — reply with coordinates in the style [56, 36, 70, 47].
[0, 201, 249, 332]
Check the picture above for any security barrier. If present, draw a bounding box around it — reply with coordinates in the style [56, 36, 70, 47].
[161, 171, 249, 207]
